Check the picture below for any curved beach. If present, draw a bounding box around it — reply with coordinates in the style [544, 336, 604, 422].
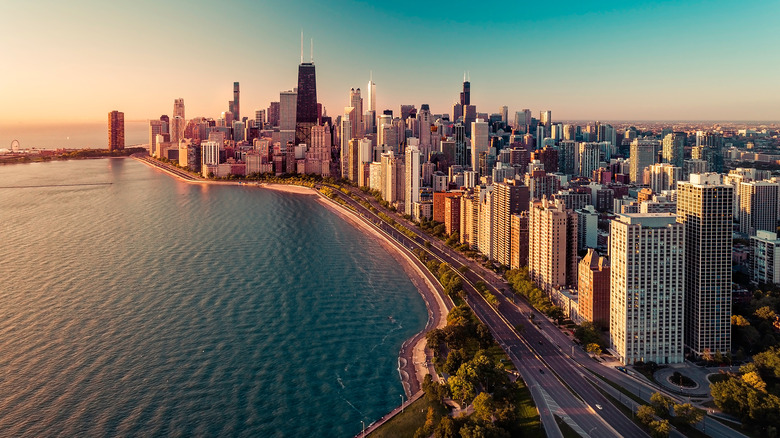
[133, 156, 451, 396]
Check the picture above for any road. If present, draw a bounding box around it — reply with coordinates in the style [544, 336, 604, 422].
[331, 188, 647, 438]
[338, 188, 749, 438]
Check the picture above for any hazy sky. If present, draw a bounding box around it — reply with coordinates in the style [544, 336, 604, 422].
[2, 0, 779, 125]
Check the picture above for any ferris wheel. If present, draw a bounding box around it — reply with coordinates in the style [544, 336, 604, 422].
[10, 140, 20, 153]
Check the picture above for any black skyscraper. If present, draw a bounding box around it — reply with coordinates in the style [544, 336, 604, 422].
[296, 62, 317, 145]
[232, 82, 240, 122]
[460, 81, 470, 106]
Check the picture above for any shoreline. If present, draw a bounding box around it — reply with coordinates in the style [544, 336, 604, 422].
[133, 154, 450, 395]
[314, 196, 451, 396]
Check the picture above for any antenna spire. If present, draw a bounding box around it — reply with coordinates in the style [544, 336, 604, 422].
[300, 30, 303, 64]
[463, 71, 466, 82]
[310, 38, 313, 63]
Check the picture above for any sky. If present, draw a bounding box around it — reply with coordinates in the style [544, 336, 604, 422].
[1, 0, 779, 127]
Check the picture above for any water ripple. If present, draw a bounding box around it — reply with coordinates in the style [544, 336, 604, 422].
[0, 159, 428, 437]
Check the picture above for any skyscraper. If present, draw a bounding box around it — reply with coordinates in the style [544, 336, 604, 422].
[148, 119, 161, 156]
[540, 110, 551, 137]
[610, 213, 684, 365]
[460, 76, 470, 106]
[528, 198, 578, 293]
[493, 179, 529, 267]
[340, 112, 352, 178]
[662, 132, 685, 167]
[296, 61, 317, 145]
[739, 180, 779, 236]
[280, 90, 297, 147]
[108, 110, 124, 152]
[471, 119, 489, 173]
[578, 249, 610, 327]
[349, 88, 363, 140]
[405, 140, 421, 216]
[173, 98, 185, 119]
[367, 72, 376, 113]
[629, 139, 659, 184]
[677, 173, 733, 356]
[232, 82, 240, 122]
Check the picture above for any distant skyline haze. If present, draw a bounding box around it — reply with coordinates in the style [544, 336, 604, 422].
[1, 0, 779, 125]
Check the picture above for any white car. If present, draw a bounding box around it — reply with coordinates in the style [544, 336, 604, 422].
[595, 404, 603, 410]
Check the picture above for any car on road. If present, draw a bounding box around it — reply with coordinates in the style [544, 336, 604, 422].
[538, 369, 544, 374]
[595, 404, 602, 410]
[538, 340, 543, 345]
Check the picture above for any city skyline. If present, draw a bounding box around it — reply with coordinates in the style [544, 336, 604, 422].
[2, 0, 780, 126]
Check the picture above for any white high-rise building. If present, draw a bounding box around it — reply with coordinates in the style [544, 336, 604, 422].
[739, 180, 779, 236]
[578, 142, 601, 178]
[470, 119, 489, 172]
[367, 74, 376, 113]
[630, 139, 660, 184]
[751, 231, 780, 285]
[528, 198, 578, 293]
[340, 114, 352, 179]
[677, 173, 733, 356]
[646, 163, 683, 193]
[279, 90, 297, 148]
[405, 140, 421, 216]
[148, 119, 162, 157]
[610, 213, 684, 365]
[201, 140, 220, 167]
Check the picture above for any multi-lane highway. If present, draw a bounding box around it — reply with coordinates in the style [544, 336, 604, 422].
[330, 187, 648, 438]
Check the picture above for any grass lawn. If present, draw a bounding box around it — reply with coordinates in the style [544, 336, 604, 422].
[369, 378, 542, 438]
[369, 397, 448, 438]
[516, 379, 544, 438]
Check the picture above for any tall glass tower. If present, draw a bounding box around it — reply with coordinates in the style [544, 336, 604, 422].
[296, 62, 317, 145]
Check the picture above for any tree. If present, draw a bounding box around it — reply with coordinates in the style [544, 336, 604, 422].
[673, 403, 704, 425]
[732, 314, 751, 327]
[449, 375, 476, 404]
[755, 306, 778, 321]
[433, 416, 458, 438]
[754, 346, 780, 378]
[574, 322, 603, 347]
[636, 405, 655, 425]
[547, 306, 564, 325]
[472, 392, 495, 423]
[742, 371, 767, 392]
[444, 349, 468, 375]
[648, 419, 670, 438]
[650, 392, 672, 417]
[415, 406, 437, 438]
[426, 328, 445, 352]
[447, 305, 473, 327]
[476, 324, 493, 349]
[586, 343, 602, 356]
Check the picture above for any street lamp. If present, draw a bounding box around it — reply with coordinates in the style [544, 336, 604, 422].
[400, 394, 404, 412]
[361, 420, 365, 437]
[588, 426, 597, 436]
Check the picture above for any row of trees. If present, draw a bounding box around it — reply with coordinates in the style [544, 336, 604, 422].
[504, 268, 563, 322]
[635, 392, 703, 438]
[420, 305, 534, 438]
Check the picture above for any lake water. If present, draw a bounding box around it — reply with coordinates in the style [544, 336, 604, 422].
[0, 159, 427, 437]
